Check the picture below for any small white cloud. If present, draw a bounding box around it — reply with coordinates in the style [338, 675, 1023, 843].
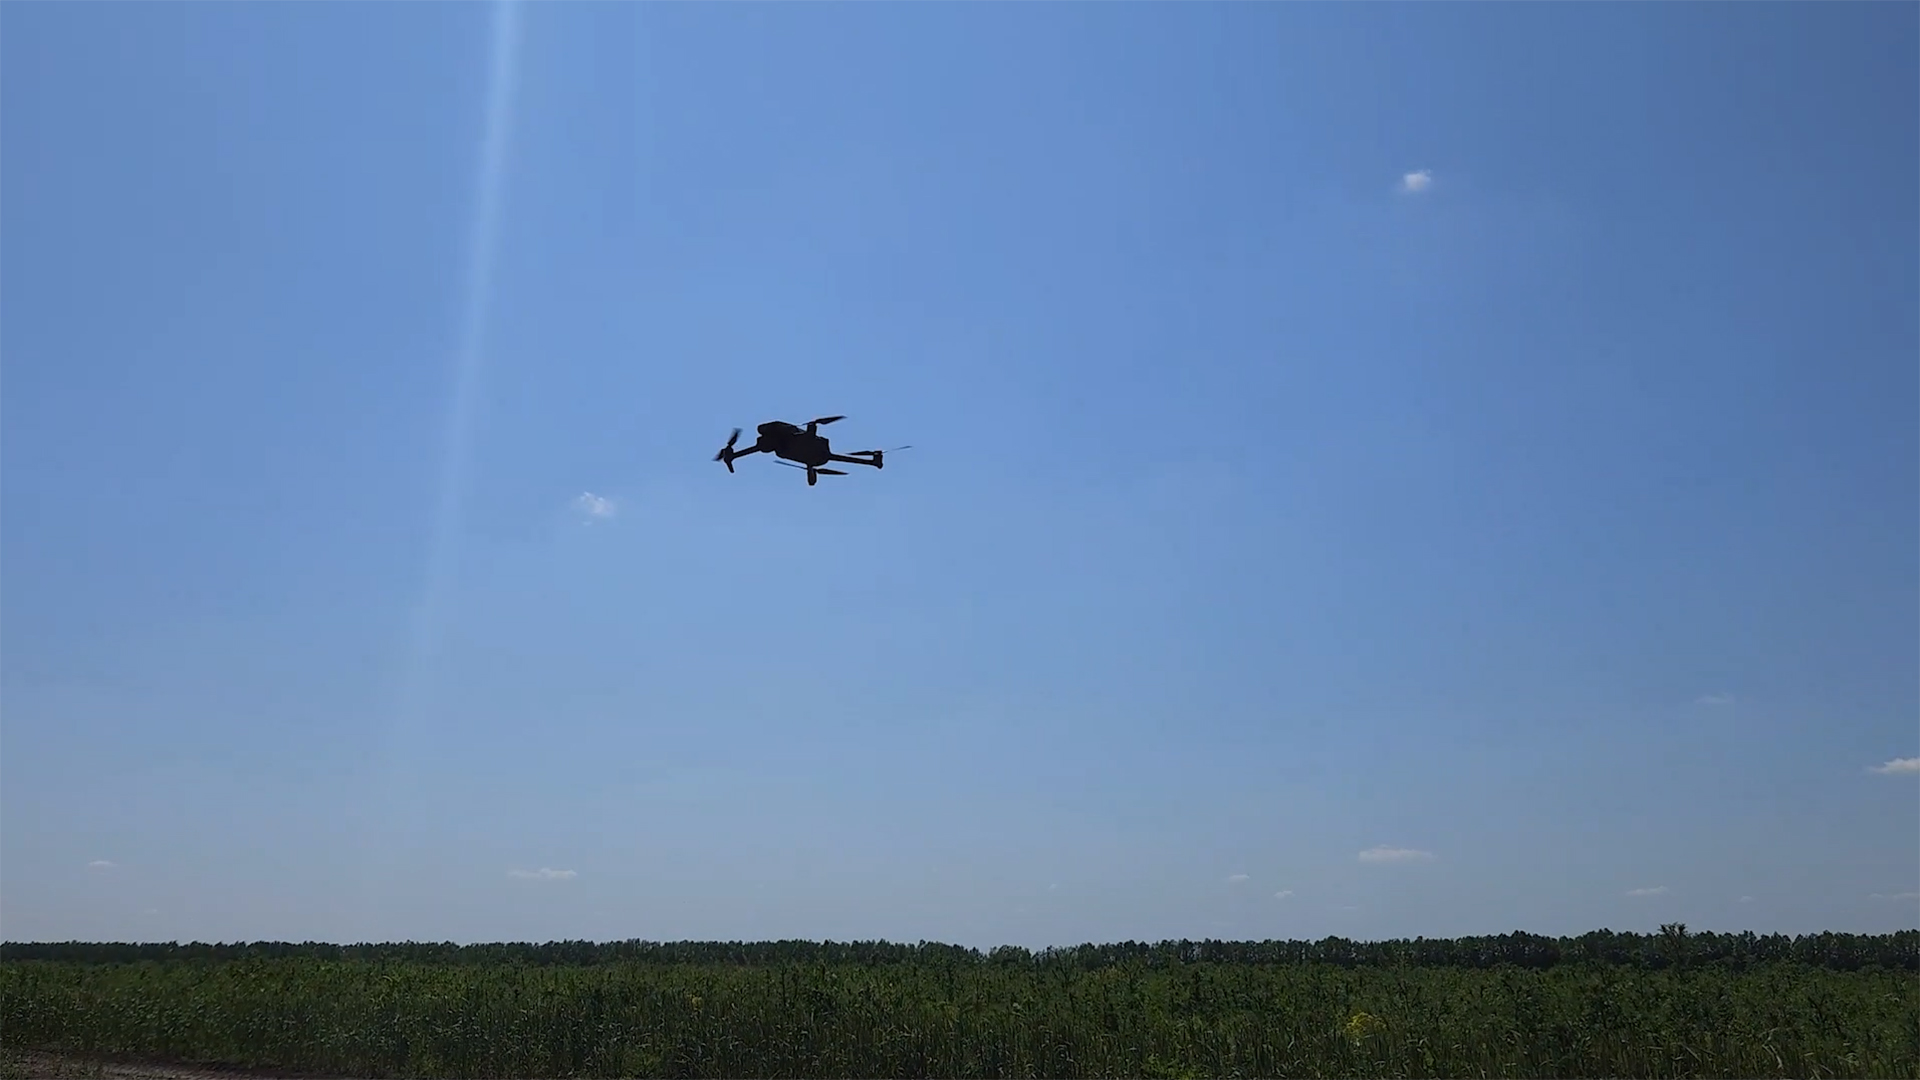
[1869, 891, 1920, 901]
[572, 492, 616, 523]
[1047, 883, 1059, 892]
[1358, 845, 1435, 864]
[509, 867, 577, 881]
[1869, 757, 1920, 775]
[1737, 895, 1755, 904]
[1227, 873, 1250, 884]
[1696, 693, 1736, 707]
[1627, 885, 1669, 897]
[1274, 889, 1295, 900]
[1399, 169, 1432, 194]
[87, 860, 115, 870]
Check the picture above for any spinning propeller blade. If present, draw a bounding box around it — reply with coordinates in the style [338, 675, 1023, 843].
[848, 444, 911, 470]
[807, 415, 845, 427]
[775, 460, 848, 485]
[775, 461, 847, 475]
[714, 428, 742, 472]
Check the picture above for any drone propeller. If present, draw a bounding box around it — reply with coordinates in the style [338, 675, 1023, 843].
[807, 415, 845, 427]
[847, 444, 912, 470]
[775, 460, 847, 486]
[774, 461, 848, 476]
[713, 428, 742, 472]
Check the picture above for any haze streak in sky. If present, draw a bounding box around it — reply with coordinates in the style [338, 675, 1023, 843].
[365, 0, 523, 901]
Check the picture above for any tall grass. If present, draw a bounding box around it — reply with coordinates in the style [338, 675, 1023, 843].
[4, 955, 1916, 1078]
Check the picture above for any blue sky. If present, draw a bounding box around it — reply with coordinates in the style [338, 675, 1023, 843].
[3, 2, 1915, 948]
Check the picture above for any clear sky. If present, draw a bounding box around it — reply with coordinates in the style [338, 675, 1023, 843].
[3, 2, 1915, 949]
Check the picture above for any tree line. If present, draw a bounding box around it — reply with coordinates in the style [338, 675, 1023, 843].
[4, 927, 1916, 971]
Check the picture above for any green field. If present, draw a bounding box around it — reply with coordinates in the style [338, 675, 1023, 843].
[4, 931, 1917, 1079]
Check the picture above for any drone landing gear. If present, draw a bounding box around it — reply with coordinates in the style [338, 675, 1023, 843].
[776, 460, 848, 486]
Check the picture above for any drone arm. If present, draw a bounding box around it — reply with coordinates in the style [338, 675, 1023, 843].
[826, 452, 881, 469]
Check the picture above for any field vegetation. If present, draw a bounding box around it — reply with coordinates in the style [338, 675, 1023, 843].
[4, 928, 1916, 1079]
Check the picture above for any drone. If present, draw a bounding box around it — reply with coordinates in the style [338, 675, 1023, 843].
[713, 416, 910, 487]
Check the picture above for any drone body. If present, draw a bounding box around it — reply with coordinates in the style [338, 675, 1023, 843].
[713, 415, 908, 486]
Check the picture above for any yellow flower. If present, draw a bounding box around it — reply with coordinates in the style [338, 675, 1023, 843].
[1344, 1011, 1386, 1043]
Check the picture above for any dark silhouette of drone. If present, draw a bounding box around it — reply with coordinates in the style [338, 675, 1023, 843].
[713, 416, 910, 486]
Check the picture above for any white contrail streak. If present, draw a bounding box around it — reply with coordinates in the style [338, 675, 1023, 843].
[407, 0, 522, 743]
[425, 0, 522, 613]
[361, 1, 523, 911]
[402, 0, 521, 737]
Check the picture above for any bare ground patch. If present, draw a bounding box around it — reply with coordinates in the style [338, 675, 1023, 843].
[0, 1050, 348, 1080]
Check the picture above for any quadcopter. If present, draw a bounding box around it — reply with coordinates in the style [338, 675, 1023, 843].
[713, 416, 909, 487]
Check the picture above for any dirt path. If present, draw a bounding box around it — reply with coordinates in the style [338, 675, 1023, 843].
[1, 1050, 348, 1080]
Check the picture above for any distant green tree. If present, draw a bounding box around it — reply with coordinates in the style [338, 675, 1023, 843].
[1657, 922, 1691, 969]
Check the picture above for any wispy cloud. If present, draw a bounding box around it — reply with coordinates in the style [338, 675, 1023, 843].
[572, 492, 616, 523]
[509, 867, 577, 881]
[1869, 891, 1920, 901]
[1400, 169, 1432, 194]
[1274, 890, 1295, 900]
[1737, 895, 1755, 904]
[1226, 873, 1250, 884]
[87, 859, 115, 870]
[1695, 692, 1736, 707]
[1627, 885, 1669, 897]
[1358, 845, 1435, 864]
[1868, 757, 1920, 775]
